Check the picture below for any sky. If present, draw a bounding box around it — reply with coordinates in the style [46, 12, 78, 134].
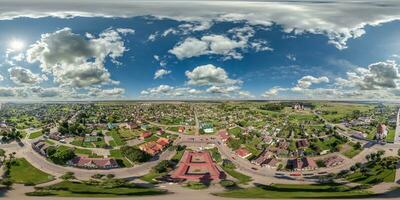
[1, 0, 400, 101]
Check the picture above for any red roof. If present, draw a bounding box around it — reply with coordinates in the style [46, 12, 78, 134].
[141, 131, 152, 138]
[70, 157, 118, 168]
[218, 130, 230, 140]
[235, 148, 252, 158]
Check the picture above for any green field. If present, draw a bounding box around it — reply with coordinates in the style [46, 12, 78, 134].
[107, 130, 126, 147]
[26, 181, 167, 197]
[9, 158, 54, 185]
[346, 157, 397, 184]
[222, 166, 252, 184]
[214, 183, 373, 199]
[109, 149, 133, 167]
[28, 131, 43, 139]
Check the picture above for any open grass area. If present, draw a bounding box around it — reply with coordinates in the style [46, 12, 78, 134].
[109, 149, 133, 167]
[26, 181, 167, 197]
[185, 181, 209, 190]
[140, 171, 166, 184]
[107, 130, 126, 147]
[346, 157, 398, 185]
[28, 130, 43, 139]
[214, 183, 373, 199]
[222, 166, 252, 184]
[9, 158, 54, 185]
[342, 143, 362, 158]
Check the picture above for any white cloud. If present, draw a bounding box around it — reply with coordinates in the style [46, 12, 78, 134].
[88, 87, 125, 97]
[116, 28, 135, 35]
[154, 69, 171, 79]
[185, 64, 241, 86]
[262, 87, 288, 97]
[26, 27, 128, 88]
[169, 26, 270, 60]
[286, 54, 296, 61]
[1, 1, 399, 49]
[292, 75, 329, 91]
[335, 60, 400, 90]
[8, 66, 44, 85]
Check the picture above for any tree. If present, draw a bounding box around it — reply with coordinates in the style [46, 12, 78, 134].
[49, 148, 75, 164]
[365, 154, 371, 161]
[120, 146, 150, 163]
[354, 142, 362, 150]
[0, 148, 6, 163]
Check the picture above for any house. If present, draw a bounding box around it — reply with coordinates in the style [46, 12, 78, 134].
[156, 128, 165, 135]
[376, 123, 388, 140]
[235, 148, 252, 159]
[68, 156, 119, 169]
[178, 127, 185, 133]
[119, 122, 138, 130]
[263, 158, 279, 168]
[139, 137, 170, 156]
[351, 131, 367, 140]
[296, 140, 309, 148]
[323, 155, 344, 167]
[218, 130, 230, 142]
[32, 140, 51, 156]
[287, 157, 317, 171]
[48, 132, 63, 141]
[107, 123, 117, 130]
[277, 140, 289, 150]
[251, 150, 272, 165]
[140, 131, 152, 139]
[84, 134, 99, 142]
[201, 123, 214, 133]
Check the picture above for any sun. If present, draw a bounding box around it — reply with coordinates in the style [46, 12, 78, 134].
[9, 39, 25, 51]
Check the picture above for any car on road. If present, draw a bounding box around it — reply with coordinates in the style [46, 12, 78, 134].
[251, 167, 258, 170]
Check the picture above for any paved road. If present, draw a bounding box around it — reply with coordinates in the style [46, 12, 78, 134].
[3, 139, 175, 180]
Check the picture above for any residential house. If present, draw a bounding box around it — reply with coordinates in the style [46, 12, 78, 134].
[323, 155, 345, 167]
[235, 148, 252, 159]
[139, 137, 170, 156]
[287, 157, 317, 171]
[140, 131, 152, 140]
[218, 130, 230, 142]
[68, 156, 119, 169]
[32, 140, 51, 156]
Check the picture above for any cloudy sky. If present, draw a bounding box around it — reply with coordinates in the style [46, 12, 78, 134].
[1, 0, 400, 100]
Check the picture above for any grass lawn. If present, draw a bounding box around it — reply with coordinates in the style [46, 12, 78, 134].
[346, 158, 397, 184]
[107, 130, 126, 147]
[28, 131, 43, 139]
[26, 181, 167, 197]
[214, 183, 373, 199]
[9, 158, 54, 185]
[386, 128, 395, 143]
[109, 149, 133, 167]
[185, 181, 209, 190]
[222, 166, 252, 184]
[342, 143, 362, 158]
[140, 171, 166, 184]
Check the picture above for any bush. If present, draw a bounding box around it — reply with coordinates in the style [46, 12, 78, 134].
[25, 191, 55, 196]
[220, 180, 236, 188]
[120, 146, 151, 163]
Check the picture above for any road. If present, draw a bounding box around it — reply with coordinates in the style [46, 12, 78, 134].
[2, 139, 176, 180]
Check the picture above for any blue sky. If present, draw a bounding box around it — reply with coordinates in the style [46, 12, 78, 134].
[1, 0, 400, 100]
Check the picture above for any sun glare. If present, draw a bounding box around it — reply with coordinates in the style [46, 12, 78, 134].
[9, 39, 25, 51]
